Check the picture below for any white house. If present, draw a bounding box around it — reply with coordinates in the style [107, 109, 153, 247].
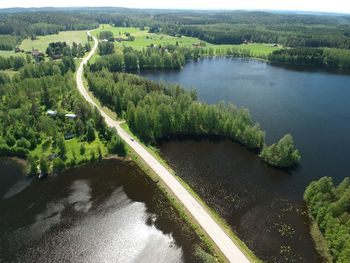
[46, 110, 57, 117]
[65, 113, 77, 119]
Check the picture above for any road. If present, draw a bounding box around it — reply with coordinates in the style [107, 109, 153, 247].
[76, 31, 251, 263]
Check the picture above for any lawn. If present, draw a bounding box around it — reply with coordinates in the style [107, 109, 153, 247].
[31, 132, 107, 164]
[93, 24, 280, 57]
[0, 50, 27, 58]
[20, 30, 89, 52]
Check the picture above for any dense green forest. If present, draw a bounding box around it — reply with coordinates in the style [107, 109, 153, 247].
[0, 35, 18, 50]
[304, 177, 350, 262]
[85, 68, 300, 168]
[269, 47, 350, 69]
[0, 58, 126, 175]
[0, 8, 350, 72]
[0, 12, 98, 37]
[154, 12, 350, 49]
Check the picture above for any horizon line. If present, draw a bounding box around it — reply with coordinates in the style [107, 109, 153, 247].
[0, 6, 349, 15]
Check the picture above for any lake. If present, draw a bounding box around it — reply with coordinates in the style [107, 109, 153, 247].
[0, 158, 199, 263]
[141, 58, 350, 262]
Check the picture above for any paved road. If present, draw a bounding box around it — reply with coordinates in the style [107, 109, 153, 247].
[76, 31, 251, 263]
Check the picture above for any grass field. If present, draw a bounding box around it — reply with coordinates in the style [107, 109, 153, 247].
[93, 24, 280, 57]
[20, 30, 89, 52]
[31, 132, 107, 164]
[0, 50, 27, 58]
[0, 70, 18, 78]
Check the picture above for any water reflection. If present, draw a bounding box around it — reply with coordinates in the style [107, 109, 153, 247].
[0, 159, 196, 263]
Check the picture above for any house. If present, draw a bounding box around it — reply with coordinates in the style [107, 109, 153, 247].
[15, 47, 22, 53]
[52, 54, 63, 60]
[65, 113, 77, 119]
[101, 39, 109, 42]
[32, 50, 44, 57]
[46, 110, 58, 117]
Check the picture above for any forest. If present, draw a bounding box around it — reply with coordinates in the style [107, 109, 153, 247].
[85, 68, 300, 168]
[0, 56, 27, 70]
[0, 58, 126, 175]
[304, 177, 350, 262]
[93, 45, 188, 70]
[268, 47, 350, 69]
[92, 41, 268, 72]
[154, 11, 350, 49]
[0, 35, 18, 50]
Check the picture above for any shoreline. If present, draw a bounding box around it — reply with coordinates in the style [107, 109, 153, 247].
[306, 210, 333, 263]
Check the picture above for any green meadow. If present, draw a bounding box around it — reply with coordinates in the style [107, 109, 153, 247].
[93, 24, 280, 57]
[20, 30, 88, 52]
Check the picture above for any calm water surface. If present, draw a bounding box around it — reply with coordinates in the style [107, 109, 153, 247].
[0, 158, 198, 263]
[141, 58, 350, 262]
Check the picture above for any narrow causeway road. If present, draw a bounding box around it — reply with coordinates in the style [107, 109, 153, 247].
[75, 30, 251, 263]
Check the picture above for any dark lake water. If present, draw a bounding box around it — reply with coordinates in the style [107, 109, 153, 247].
[141, 58, 350, 262]
[0, 158, 199, 263]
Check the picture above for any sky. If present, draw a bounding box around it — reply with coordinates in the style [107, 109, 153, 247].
[0, 0, 349, 14]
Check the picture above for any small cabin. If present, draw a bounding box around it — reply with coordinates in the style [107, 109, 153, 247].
[46, 110, 58, 117]
[32, 50, 44, 57]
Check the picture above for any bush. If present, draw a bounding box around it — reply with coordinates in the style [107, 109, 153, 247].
[17, 138, 31, 149]
[52, 157, 65, 174]
[10, 146, 29, 158]
[39, 156, 49, 175]
[194, 246, 217, 263]
[108, 133, 127, 157]
[80, 143, 86, 155]
[56, 136, 66, 159]
[28, 155, 38, 175]
[86, 120, 96, 142]
[90, 151, 96, 162]
[0, 144, 11, 156]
